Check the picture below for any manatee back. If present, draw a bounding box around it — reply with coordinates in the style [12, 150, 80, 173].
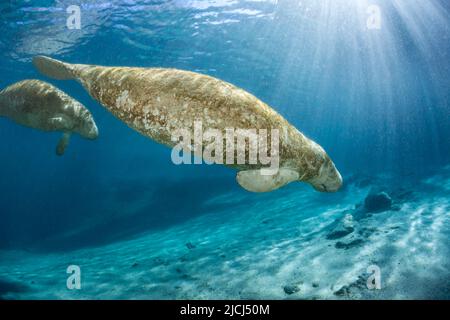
[78, 66, 289, 144]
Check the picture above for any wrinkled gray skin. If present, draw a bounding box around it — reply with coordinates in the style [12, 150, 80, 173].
[0, 79, 98, 155]
[33, 56, 342, 192]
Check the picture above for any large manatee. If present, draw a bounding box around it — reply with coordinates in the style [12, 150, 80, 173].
[33, 56, 342, 192]
[0, 79, 98, 155]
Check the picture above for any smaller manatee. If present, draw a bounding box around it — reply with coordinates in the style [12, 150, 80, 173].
[0, 79, 98, 155]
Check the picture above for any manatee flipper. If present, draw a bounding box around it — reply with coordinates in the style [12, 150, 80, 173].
[32, 56, 77, 80]
[56, 132, 71, 156]
[236, 168, 299, 193]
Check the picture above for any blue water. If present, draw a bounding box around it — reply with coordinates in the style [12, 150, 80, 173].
[0, 0, 449, 299]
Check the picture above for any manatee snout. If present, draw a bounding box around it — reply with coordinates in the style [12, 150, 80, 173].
[310, 158, 343, 193]
[320, 168, 343, 192]
[83, 121, 99, 140]
[78, 112, 99, 140]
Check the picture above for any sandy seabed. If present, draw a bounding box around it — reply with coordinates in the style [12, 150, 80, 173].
[0, 167, 449, 300]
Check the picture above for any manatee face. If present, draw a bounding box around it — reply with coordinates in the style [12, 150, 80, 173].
[76, 108, 98, 140]
[310, 157, 343, 192]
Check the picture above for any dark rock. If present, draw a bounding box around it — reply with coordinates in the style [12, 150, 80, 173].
[333, 275, 368, 298]
[326, 214, 355, 240]
[334, 286, 350, 297]
[364, 192, 392, 213]
[358, 227, 377, 238]
[335, 239, 364, 250]
[181, 273, 195, 280]
[327, 229, 354, 240]
[186, 242, 196, 250]
[283, 284, 300, 295]
[154, 257, 170, 266]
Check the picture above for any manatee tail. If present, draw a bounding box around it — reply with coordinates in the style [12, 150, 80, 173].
[33, 56, 78, 80]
